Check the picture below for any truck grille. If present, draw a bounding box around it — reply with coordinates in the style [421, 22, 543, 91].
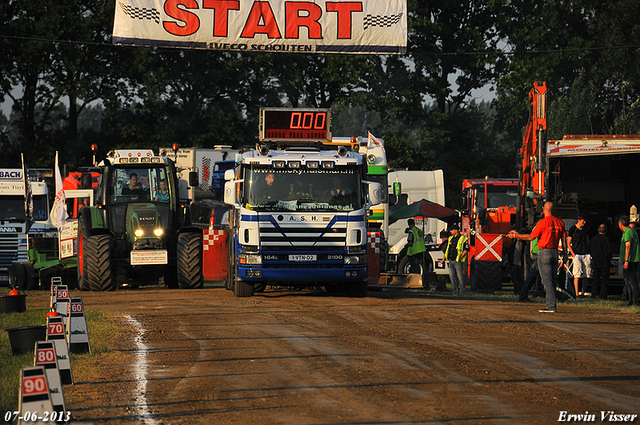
[259, 224, 346, 247]
[0, 233, 27, 270]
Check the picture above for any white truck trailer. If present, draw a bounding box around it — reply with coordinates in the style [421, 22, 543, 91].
[387, 169, 450, 275]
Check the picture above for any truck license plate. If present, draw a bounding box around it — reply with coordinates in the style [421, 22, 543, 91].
[289, 254, 317, 262]
[130, 250, 168, 265]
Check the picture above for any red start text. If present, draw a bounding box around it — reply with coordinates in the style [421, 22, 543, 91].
[163, 0, 363, 39]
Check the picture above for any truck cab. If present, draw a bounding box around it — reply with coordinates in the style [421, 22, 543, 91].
[223, 107, 382, 297]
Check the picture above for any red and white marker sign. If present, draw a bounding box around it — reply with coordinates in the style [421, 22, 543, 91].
[476, 233, 504, 262]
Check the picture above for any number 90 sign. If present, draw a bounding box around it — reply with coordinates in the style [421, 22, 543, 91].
[22, 376, 48, 396]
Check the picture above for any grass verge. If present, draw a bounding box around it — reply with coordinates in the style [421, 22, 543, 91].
[0, 308, 129, 419]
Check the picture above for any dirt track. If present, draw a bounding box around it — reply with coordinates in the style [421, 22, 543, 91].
[28, 286, 640, 424]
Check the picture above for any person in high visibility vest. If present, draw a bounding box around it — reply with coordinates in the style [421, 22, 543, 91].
[406, 218, 426, 274]
[439, 224, 469, 294]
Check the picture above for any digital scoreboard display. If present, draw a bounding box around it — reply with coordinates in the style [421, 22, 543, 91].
[260, 108, 331, 143]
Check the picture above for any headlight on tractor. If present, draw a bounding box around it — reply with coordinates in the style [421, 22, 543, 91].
[134, 229, 144, 238]
[154, 228, 163, 237]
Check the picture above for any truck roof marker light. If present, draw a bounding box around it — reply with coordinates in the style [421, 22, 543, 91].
[306, 161, 319, 169]
[288, 161, 301, 169]
[322, 161, 334, 169]
[273, 161, 286, 168]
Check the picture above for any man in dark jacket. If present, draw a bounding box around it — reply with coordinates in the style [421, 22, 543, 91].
[567, 215, 590, 296]
[589, 224, 612, 299]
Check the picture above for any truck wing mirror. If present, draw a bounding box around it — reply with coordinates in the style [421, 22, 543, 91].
[476, 207, 487, 223]
[461, 189, 469, 211]
[365, 181, 382, 207]
[224, 169, 235, 180]
[223, 180, 239, 207]
[189, 171, 199, 187]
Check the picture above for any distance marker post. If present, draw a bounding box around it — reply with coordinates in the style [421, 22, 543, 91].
[49, 278, 61, 310]
[54, 285, 69, 318]
[66, 297, 91, 354]
[18, 366, 54, 425]
[46, 316, 73, 385]
[34, 341, 67, 419]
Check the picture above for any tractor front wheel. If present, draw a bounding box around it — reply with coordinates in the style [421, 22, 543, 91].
[177, 232, 204, 289]
[83, 234, 116, 291]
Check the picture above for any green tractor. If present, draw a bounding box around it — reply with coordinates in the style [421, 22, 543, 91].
[77, 149, 203, 291]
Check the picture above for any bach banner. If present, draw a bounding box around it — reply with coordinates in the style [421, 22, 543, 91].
[113, 0, 407, 54]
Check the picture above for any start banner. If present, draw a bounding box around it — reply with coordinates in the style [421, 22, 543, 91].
[113, 0, 407, 54]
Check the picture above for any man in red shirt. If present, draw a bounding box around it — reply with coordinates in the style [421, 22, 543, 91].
[508, 202, 567, 313]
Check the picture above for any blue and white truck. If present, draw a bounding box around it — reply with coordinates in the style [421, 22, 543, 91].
[223, 107, 382, 297]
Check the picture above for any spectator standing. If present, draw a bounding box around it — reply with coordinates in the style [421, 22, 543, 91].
[507, 227, 526, 295]
[405, 218, 426, 274]
[439, 224, 469, 294]
[589, 224, 612, 300]
[508, 202, 567, 313]
[618, 216, 640, 306]
[622, 220, 640, 301]
[567, 215, 591, 297]
[518, 238, 539, 302]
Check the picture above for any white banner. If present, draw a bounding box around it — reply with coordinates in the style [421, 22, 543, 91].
[53, 152, 68, 231]
[113, 0, 406, 54]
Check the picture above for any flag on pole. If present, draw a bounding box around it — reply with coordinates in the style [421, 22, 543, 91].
[367, 132, 384, 149]
[21, 153, 33, 232]
[53, 152, 68, 231]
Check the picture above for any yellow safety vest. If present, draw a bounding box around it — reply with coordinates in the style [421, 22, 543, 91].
[444, 235, 469, 262]
[407, 227, 426, 256]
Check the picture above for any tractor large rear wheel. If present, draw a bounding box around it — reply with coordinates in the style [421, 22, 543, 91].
[177, 232, 204, 289]
[83, 234, 116, 291]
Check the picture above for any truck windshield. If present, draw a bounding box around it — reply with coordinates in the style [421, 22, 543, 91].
[0, 195, 48, 221]
[244, 167, 362, 212]
[477, 189, 518, 209]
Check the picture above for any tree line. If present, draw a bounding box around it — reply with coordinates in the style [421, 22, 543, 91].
[1, 0, 639, 206]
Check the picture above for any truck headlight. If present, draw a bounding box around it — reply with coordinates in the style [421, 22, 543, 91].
[240, 254, 262, 265]
[344, 255, 365, 265]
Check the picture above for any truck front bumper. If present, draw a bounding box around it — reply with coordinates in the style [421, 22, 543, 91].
[237, 265, 367, 283]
